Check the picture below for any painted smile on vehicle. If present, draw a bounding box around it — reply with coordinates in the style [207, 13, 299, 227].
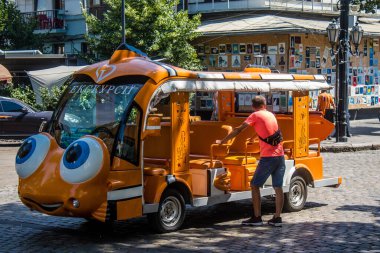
[22, 197, 63, 213]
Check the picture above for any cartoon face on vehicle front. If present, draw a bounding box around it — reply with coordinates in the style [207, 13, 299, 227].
[16, 133, 110, 219]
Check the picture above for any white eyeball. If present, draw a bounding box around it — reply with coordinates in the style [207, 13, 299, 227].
[60, 137, 104, 184]
[16, 134, 51, 179]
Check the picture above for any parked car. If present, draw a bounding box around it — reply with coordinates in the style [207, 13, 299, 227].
[0, 96, 53, 138]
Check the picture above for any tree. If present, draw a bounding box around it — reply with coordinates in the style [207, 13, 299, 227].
[0, 0, 41, 50]
[83, 0, 202, 70]
[352, 0, 380, 14]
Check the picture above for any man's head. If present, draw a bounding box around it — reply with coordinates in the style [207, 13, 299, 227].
[251, 95, 266, 111]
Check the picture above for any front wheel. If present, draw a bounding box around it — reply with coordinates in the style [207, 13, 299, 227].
[283, 176, 308, 212]
[148, 188, 186, 233]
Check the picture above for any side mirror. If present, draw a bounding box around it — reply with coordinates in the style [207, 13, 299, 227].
[21, 108, 28, 114]
[142, 116, 161, 139]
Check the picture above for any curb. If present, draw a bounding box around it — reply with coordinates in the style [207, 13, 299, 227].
[312, 143, 380, 153]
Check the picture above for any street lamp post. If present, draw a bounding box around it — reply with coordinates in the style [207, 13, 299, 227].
[326, 0, 364, 142]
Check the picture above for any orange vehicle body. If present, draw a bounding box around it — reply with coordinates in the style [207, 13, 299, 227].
[16, 45, 341, 232]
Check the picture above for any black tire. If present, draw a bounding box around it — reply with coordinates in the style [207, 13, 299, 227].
[283, 176, 308, 212]
[147, 188, 186, 233]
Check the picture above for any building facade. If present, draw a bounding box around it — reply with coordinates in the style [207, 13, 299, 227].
[15, 0, 104, 62]
[184, 0, 380, 114]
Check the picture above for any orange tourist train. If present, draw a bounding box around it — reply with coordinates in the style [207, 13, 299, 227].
[15, 44, 341, 232]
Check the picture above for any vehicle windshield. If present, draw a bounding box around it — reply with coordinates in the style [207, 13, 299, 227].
[52, 82, 142, 149]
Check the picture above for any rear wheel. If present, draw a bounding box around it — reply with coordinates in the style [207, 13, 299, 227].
[284, 176, 307, 212]
[148, 188, 186, 233]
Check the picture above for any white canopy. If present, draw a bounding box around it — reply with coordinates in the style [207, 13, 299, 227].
[27, 65, 86, 104]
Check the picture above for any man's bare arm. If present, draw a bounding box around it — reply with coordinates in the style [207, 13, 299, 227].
[218, 123, 249, 144]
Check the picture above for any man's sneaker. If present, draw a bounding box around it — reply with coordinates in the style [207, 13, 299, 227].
[268, 216, 282, 227]
[241, 216, 263, 226]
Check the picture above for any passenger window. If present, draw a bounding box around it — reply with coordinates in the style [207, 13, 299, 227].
[116, 105, 141, 165]
[2, 101, 24, 112]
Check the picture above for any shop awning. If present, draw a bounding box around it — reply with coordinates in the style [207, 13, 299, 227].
[197, 14, 380, 36]
[26, 65, 86, 104]
[0, 64, 12, 83]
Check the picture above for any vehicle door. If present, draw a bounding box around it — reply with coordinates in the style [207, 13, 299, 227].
[0, 100, 31, 136]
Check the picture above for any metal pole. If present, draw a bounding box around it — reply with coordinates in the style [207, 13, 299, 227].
[335, 51, 339, 143]
[337, 0, 349, 142]
[122, 0, 126, 44]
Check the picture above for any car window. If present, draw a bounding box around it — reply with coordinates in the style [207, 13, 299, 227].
[1, 101, 24, 112]
[0, 102, 3, 112]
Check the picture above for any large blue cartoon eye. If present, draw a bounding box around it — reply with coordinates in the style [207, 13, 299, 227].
[60, 137, 104, 184]
[15, 134, 51, 179]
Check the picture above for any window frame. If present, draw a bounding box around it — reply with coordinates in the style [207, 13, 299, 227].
[1, 101, 25, 112]
[113, 102, 143, 166]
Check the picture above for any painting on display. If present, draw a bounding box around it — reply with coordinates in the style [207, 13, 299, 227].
[232, 55, 241, 68]
[232, 44, 239, 54]
[265, 55, 276, 67]
[278, 43, 285, 54]
[211, 47, 219, 54]
[247, 44, 253, 54]
[239, 44, 246, 54]
[209, 55, 216, 67]
[268, 46, 278, 55]
[218, 55, 228, 67]
[226, 44, 232, 54]
[261, 44, 267, 54]
[279, 56, 286, 66]
[219, 44, 226, 54]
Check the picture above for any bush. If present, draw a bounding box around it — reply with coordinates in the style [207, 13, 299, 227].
[0, 83, 66, 111]
[39, 85, 67, 111]
[10, 86, 36, 108]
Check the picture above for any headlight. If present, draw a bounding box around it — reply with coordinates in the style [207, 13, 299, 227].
[60, 137, 104, 184]
[16, 134, 51, 179]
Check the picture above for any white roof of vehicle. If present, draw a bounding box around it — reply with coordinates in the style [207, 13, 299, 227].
[159, 78, 331, 94]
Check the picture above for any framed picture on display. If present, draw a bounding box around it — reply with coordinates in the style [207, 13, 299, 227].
[239, 44, 246, 54]
[232, 44, 239, 54]
[246, 44, 253, 54]
[226, 44, 232, 54]
[261, 44, 267, 54]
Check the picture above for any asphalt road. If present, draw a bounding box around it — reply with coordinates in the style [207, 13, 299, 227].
[0, 147, 379, 252]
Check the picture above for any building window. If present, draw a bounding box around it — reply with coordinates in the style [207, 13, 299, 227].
[81, 42, 88, 54]
[53, 44, 65, 54]
[92, 0, 101, 6]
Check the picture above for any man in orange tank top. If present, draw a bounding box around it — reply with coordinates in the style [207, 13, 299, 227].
[219, 95, 285, 227]
[317, 90, 335, 116]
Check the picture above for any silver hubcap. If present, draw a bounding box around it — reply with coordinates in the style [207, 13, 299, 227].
[290, 181, 304, 206]
[160, 196, 181, 227]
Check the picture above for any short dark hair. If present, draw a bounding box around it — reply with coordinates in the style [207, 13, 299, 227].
[251, 95, 266, 108]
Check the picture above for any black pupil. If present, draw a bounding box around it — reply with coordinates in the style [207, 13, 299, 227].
[17, 141, 32, 159]
[65, 144, 82, 163]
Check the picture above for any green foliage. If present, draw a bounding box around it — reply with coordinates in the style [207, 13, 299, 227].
[39, 85, 67, 111]
[351, 0, 380, 14]
[0, 84, 66, 111]
[0, 0, 42, 50]
[9, 86, 36, 107]
[83, 0, 202, 70]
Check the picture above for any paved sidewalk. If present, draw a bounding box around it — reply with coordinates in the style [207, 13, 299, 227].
[317, 118, 380, 152]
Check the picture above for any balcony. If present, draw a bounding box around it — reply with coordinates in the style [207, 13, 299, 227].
[21, 10, 66, 34]
[88, 6, 107, 20]
[186, 0, 338, 14]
